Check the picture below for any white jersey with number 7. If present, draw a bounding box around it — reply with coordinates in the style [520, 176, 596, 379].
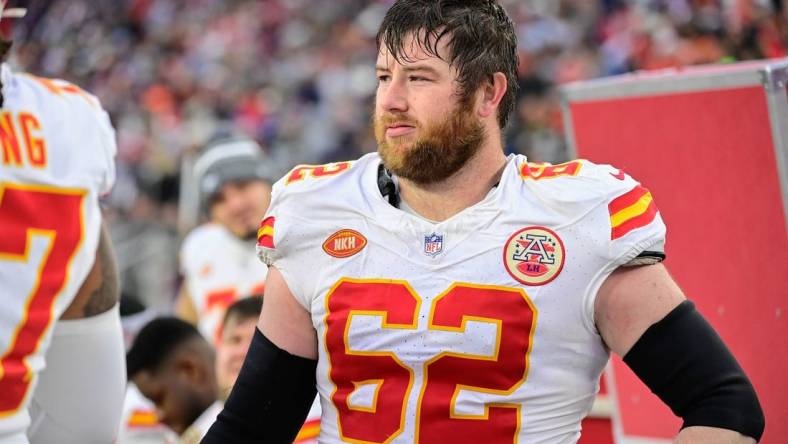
[0, 63, 115, 441]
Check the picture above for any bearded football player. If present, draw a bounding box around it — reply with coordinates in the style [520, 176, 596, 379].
[203, 1, 764, 443]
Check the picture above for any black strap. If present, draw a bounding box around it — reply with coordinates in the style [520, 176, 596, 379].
[624, 300, 764, 441]
[636, 250, 666, 261]
[202, 329, 317, 444]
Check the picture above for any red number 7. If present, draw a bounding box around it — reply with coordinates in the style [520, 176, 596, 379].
[0, 183, 85, 415]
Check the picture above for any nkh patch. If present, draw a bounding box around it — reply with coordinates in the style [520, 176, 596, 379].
[424, 233, 444, 256]
[323, 229, 367, 258]
[503, 226, 565, 285]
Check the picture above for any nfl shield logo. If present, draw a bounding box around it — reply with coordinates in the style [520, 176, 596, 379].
[424, 233, 444, 256]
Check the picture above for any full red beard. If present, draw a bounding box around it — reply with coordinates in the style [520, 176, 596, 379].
[375, 101, 485, 185]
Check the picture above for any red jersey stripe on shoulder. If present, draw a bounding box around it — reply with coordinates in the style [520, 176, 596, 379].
[610, 198, 658, 240]
[257, 216, 275, 249]
[608, 185, 649, 216]
[609, 185, 659, 240]
[610, 200, 658, 240]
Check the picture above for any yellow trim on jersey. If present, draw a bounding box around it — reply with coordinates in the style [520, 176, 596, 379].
[610, 192, 653, 228]
[257, 224, 274, 240]
[347, 379, 384, 413]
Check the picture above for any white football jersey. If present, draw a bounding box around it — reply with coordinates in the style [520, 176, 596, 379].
[258, 153, 665, 444]
[180, 223, 268, 342]
[0, 64, 116, 441]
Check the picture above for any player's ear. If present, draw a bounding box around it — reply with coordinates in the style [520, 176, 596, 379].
[477, 72, 507, 120]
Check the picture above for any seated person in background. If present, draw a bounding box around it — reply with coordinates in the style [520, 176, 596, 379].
[216, 295, 321, 443]
[126, 317, 220, 443]
[117, 296, 175, 444]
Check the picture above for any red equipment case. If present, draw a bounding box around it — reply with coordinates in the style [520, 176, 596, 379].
[561, 59, 788, 443]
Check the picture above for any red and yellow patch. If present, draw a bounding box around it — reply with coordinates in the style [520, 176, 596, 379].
[127, 409, 159, 428]
[257, 216, 275, 249]
[608, 185, 658, 240]
[322, 229, 367, 258]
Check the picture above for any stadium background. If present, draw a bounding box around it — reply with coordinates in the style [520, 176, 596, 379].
[6, 0, 785, 442]
[9, 0, 782, 310]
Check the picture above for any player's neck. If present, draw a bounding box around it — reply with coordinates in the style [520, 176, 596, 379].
[397, 143, 507, 222]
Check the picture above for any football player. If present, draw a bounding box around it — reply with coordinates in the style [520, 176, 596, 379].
[0, 2, 125, 443]
[204, 1, 764, 443]
[175, 137, 274, 343]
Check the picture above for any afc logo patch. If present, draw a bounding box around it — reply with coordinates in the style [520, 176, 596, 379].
[503, 226, 565, 285]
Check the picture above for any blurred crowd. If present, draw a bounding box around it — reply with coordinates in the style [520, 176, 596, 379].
[8, 0, 787, 311]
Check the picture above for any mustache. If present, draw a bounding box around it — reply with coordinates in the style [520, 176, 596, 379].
[377, 112, 419, 127]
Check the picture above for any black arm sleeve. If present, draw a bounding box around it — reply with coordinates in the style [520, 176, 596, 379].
[624, 300, 765, 441]
[201, 328, 318, 444]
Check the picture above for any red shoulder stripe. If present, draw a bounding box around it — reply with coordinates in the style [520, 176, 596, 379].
[610, 198, 658, 240]
[608, 185, 649, 215]
[609, 185, 659, 240]
[257, 216, 275, 249]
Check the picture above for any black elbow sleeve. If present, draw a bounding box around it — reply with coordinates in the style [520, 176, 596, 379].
[202, 329, 318, 444]
[623, 300, 764, 441]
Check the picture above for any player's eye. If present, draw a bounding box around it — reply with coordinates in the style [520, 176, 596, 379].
[377, 74, 390, 82]
[409, 76, 429, 82]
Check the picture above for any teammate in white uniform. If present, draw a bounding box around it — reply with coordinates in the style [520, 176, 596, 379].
[204, 1, 763, 443]
[176, 137, 272, 343]
[179, 222, 268, 341]
[0, 3, 125, 442]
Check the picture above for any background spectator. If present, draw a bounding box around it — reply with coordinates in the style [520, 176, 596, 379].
[215, 295, 263, 400]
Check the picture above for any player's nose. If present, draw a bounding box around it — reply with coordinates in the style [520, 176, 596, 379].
[379, 79, 408, 113]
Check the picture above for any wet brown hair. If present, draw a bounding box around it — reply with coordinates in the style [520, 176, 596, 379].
[376, 0, 519, 128]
